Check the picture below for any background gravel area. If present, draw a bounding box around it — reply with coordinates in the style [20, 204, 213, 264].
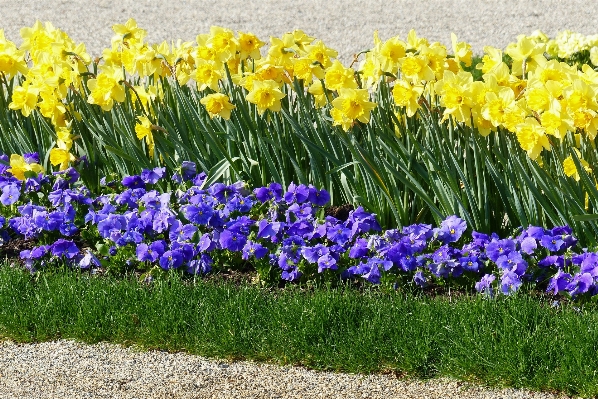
[0, 340, 573, 399]
[0, 0, 597, 63]
[0, 1, 593, 397]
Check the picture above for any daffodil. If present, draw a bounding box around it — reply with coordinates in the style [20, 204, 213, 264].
[135, 116, 155, 159]
[451, 33, 472, 67]
[540, 108, 573, 140]
[307, 80, 328, 108]
[359, 52, 382, 90]
[324, 60, 357, 91]
[572, 108, 598, 140]
[8, 81, 39, 117]
[476, 46, 503, 74]
[331, 88, 377, 131]
[194, 60, 223, 91]
[38, 89, 67, 127]
[0, 30, 28, 78]
[206, 26, 238, 63]
[50, 148, 75, 170]
[515, 118, 551, 160]
[200, 93, 236, 120]
[434, 70, 473, 124]
[292, 57, 316, 84]
[245, 79, 286, 114]
[392, 79, 423, 117]
[330, 108, 354, 131]
[86, 66, 125, 111]
[237, 31, 264, 60]
[405, 29, 429, 51]
[195, 34, 218, 62]
[564, 79, 597, 112]
[481, 87, 516, 128]
[49, 126, 77, 170]
[268, 34, 296, 67]
[563, 149, 592, 181]
[111, 18, 146, 48]
[377, 36, 406, 74]
[19, 21, 60, 63]
[401, 54, 435, 84]
[483, 62, 512, 87]
[290, 29, 315, 53]
[421, 43, 448, 80]
[8, 154, 43, 180]
[305, 40, 337, 70]
[254, 60, 285, 84]
[505, 35, 546, 77]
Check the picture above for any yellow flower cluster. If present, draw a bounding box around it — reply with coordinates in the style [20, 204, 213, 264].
[538, 30, 598, 61]
[1, 20, 597, 181]
[357, 31, 597, 180]
[0, 21, 90, 171]
[94, 21, 378, 131]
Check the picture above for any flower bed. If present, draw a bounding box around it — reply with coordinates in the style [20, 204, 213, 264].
[1, 155, 596, 301]
[2, 21, 598, 246]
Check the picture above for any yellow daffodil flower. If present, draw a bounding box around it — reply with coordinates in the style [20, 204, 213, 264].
[563, 148, 592, 181]
[307, 80, 328, 108]
[324, 60, 357, 91]
[207, 26, 238, 63]
[0, 30, 28, 78]
[482, 87, 516, 127]
[112, 18, 146, 48]
[476, 46, 503, 74]
[8, 81, 39, 117]
[377, 36, 406, 74]
[359, 52, 382, 90]
[194, 60, 223, 91]
[86, 66, 125, 111]
[200, 93, 236, 120]
[237, 31, 264, 60]
[246, 79, 286, 114]
[8, 154, 43, 180]
[392, 79, 423, 117]
[135, 116, 155, 159]
[331, 88, 377, 131]
[292, 57, 316, 84]
[515, 118, 551, 160]
[268, 34, 296, 67]
[451, 33, 472, 67]
[401, 54, 435, 84]
[305, 40, 337, 70]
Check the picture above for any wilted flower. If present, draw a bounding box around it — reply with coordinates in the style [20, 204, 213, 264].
[475, 274, 495, 296]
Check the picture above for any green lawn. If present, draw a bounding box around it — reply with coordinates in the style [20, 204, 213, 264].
[0, 263, 596, 396]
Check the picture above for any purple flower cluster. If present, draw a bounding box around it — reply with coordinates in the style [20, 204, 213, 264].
[1, 154, 598, 300]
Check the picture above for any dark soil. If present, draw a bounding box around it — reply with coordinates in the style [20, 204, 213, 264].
[324, 204, 354, 221]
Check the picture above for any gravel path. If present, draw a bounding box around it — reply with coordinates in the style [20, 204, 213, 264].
[0, 0, 597, 62]
[0, 1, 593, 397]
[0, 340, 572, 399]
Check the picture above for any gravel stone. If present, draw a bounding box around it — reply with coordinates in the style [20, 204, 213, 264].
[0, 340, 575, 399]
[0, 1, 591, 397]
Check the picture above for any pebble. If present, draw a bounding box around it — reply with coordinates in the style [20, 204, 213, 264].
[0, 340, 575, 399]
